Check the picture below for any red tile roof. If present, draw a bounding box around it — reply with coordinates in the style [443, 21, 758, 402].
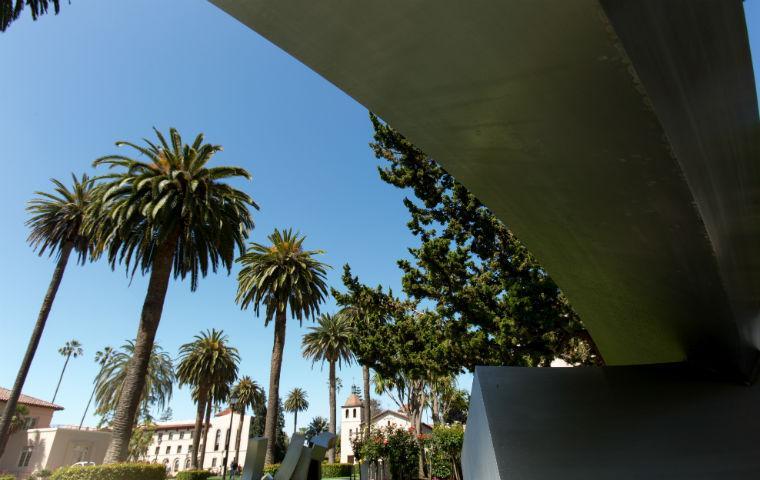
[0, 387, 64, 411]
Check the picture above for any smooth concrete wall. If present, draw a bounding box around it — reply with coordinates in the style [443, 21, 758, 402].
[463, 366, 760, 479]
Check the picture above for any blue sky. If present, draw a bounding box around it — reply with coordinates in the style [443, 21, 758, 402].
[0, 0, 423, 428]
[3, 1, 760, 430]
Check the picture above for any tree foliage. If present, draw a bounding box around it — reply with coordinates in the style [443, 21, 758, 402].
[0, 0, 63, 32]
[368, 113, 600, 368]
[94, 340, 174, 425]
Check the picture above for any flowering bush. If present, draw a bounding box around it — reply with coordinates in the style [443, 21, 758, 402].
[351, 426, 419, 479]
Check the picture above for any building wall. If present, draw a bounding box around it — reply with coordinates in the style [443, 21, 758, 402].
[0, 428, 111, 478]
[142, 412, 252, 475]
[0, 402, 56, 430]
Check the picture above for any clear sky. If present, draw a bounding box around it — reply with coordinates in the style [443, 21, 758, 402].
[3, 1, 760, 431]
[0, 0, 423, 428]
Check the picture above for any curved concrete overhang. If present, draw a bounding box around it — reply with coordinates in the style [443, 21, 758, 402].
[211, 0, 760, 380]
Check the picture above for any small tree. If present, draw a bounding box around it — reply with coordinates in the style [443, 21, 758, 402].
[52, 339, 83, 403]
[283, 388, 309, 436]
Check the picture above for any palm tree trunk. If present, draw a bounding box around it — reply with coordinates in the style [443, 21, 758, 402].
[191, 387, 209, 468]
[0, 242, 73, 459]
[233, 407, 244, 462]
[199, 398, 212, 468]
[79, 381, 98, 429]
[293, 411, 298, 436]
[103, 234, 177, 463]
[51, 353, 71, 403]
[362, 365, 371, 429]
[264, 309, 287, 465]
[328, 360, 336, 463]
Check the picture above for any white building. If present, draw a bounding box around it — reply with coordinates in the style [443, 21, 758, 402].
[339, 393, 432, 464]
[0, 387, 111, 478]
[142, 408, 253, 475]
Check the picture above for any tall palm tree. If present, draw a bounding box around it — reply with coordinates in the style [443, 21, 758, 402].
[94, 341, 175, 425]
[177, 329, 240, 469]
[92, 128, 256, 463]
[52, 339, 83, 403]
[80, 346, 115, 429]
[0, 0, 63, 32]
[236, 228, 328, 464]
[199, 383, 230, 469]
[230, 376, 264, 463]
[283, 388, 309, 436]
[302, 313, 354, 463]
[0, 174, 97, 458]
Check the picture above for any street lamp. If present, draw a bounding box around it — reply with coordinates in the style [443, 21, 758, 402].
[222, 393, 238, 480]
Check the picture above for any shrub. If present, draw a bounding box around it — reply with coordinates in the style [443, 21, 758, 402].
[262, 464, 279, 476]
[175, 471, 210, 480]
[320, 463, 353, 478]
[50, 463, 165, 480]
[35, 471, 53, 479]
[427, 424, 464, 480]
[1, 474, 16, 480]
[385, 427, 419, 480]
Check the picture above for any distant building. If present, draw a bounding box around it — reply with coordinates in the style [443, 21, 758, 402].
[339, 393, 431, 464]
[0, 387, 111, 478]
[141, 408, 253, 475]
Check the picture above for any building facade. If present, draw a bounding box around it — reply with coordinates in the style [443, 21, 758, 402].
[142, 409, 253, 475]
[0, 388, 111, 478]
[339, 394, 431, 464]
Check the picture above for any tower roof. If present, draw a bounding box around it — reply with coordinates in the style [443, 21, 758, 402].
[343, 393, 362, 408]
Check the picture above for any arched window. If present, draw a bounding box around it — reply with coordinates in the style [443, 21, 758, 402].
[214, 429, 221, 451]
[185, 458, 191, 469]
[345, 410, 349, 418]
[352, 408, 356, 418]
[173, 459, 179, 472]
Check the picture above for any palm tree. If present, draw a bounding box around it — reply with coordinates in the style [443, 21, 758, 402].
[52, 339, 83, 403]
[302, 313, 354, 463]
[92, 128, 256, 463]
[80, 346, 115, 429]
[0, 174, 97, 458]
[231, 376, 264, 463]
[283, 388, 309, 436]
[94, 341, 175, 425]
[0, 0, 63, 32]
[199, 383, 230, 469]
[236, 228, 328, 464]
[177, 329, 240, 469]
[304, 416, 328, 442]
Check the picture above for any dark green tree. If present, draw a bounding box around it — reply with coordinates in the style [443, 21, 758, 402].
[368, 113, 600, 368]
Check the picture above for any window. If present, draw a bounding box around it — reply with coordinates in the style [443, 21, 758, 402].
[348, 455, 354, 464]
[348, 429, 352, 438]
[179, 432, 184, 440]
[154, 447, 160, 455]
[225, 429, 230, 446]
[18, 446, 33, 467]
[353, 408, 356, 418]
[214, 430, 221, 451]
[165, 445, 171, 454]
[345, 410, 349, 418]
[23, 417, 38, 429]
[173, 459, 180, 472]
[168, 432, 173, 441]
[158, 433, 163, 443]
[212, 458, 217, 467]
[177, 446, 182, 454]
[387, 421, 391, 426]
[188, 445, 193, 454]
[185, 458, 191, 469]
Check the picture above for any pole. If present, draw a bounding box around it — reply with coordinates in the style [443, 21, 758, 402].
[222, 406, 235, 480]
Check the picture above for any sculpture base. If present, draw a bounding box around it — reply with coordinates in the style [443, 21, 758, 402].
[462, 365, 760, 479]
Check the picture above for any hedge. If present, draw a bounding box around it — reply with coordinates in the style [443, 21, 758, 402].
[50, 463, 165, 480]
[1, 474, 15, 480]
[320, 463, 353, 478]
[262, 464, 279, 476]
[175, 471, 210, 480]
